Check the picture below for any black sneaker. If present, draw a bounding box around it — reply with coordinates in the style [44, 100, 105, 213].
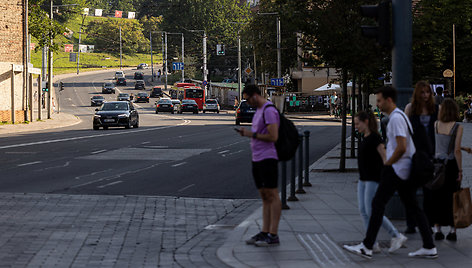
[434, 231, 445, 240]
[245, 232, 267, 245]
[446, 232, 457, 241]
[254, 234, 280, 247]
[404, 227, 416, 234]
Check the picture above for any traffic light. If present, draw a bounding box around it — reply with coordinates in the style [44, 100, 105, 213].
[360, 0, 391, 48]
[216, 44, 225, 55]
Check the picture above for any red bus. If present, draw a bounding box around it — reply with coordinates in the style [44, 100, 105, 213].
[184, 87, 205, 110]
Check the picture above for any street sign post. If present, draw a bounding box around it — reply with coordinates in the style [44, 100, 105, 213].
[270, 78, 284, 86]
[245, 67, 253, 76]
[172, 62, 184, 71]
[202, 80, 208, 87]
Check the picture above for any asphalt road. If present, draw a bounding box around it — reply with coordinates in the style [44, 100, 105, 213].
[0, 70, 344, 199]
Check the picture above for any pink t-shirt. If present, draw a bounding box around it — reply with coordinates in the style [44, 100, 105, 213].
[251, 102, 280, 162]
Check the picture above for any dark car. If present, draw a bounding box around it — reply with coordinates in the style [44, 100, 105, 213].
[116, 77, 127, 86]
[93, 101, 139, 130]
[178, 99, 199, 114]
[117, 93, 130, 101]
[135, 80, 145, 90]
[150, 87, 163, 98]
[235, 100, 256, 125]
[102, 83, 116, 94]
[134, 71, 144, 80]
[135, 92, 150, 103]
[155, 99, 174, 114]
[91, 95, 105, 106]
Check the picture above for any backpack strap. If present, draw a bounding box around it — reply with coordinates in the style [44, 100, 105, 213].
[446, 123, 459, 155]
[262, 104, 280, 125]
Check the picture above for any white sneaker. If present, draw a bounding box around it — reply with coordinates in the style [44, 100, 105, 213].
[389, 233, 408, 253]
[343, 243, 372, 259]
[373, 242, 381, 253]
[408, 247, 438, 258]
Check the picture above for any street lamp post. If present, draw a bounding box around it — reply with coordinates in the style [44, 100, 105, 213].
[238, 33, 242, 101]
[168, 32, 185, 82]
[77, 13, 87, 75]
[258, 12, 281, 78]
[185, 29, 208, 96]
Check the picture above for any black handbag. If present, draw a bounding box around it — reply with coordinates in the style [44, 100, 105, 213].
[425, 122, 458, 190]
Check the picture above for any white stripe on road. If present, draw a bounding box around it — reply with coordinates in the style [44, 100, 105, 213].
[314, 234, 344, 265]
[91, 149, 107, 155]
[218, 150, 230, 154]
[141, 141, 151, 144]
[321, 234, 351, 263]
[0, 120, 191, 150]
[36, 161, 71, 172]
[221, 150, 244, 157]
[171, 162, 187, 167]
[17, 161, 42, 167]
[178, 184, 195, 192]
[306, 234, 336, 266]
[298, 234, 325, 266]
[97, 180, 123, 188]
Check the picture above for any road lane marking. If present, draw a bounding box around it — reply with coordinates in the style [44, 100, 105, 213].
[0, 120, 191, 150]
[178, 184, 195, 192]
[171, 162, 187, 167]
[35, 161, 71, 172]
[218, 150, 230, 154]
[5, 151, 37, 154]
[141, 141, 150, 144]
[74, 169, 113, 180]
[221, 150, 244, 157]
[17, 161, 42, 167]
[97, 180, 123, 188]
[91, 149, 107, 155]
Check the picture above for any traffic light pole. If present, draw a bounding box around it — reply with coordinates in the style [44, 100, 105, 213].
[276, 16, 281, 78]
[48, 0, 53, 119]
[238, 34, 242, 101]
[182, 34, 185, 82]
[150, 31, 153, 82]
[165, 32, 168, 91]
[203, 32, 207, 95]
[392, 0, 413, 109]
[119, 26, 122, 70]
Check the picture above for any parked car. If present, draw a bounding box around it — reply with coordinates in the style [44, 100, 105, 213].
[155, 99, 174, 114]
[135, 92, 150, 103]
[93, 101, 139, 130]
[116, 77, 127, 86]
[134, 71, 144, 80]
[178, 99, 199, 114]
[102, 83, 116, 94]
[150, 86, 163, 97]
[171, 99, 181, 112]
[135, 80, 145, 90]
[117, 93, 130, 101]
[235, 100, 256, 125]
[90, 95, 105, 106]
[203, 99, 220, 113]
[137, 63, 148, 69]
[114, 71, 125, 79]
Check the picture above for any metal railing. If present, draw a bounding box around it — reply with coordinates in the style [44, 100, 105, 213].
[280, 130, 311, 209]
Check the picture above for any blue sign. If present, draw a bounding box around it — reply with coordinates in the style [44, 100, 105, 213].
[270, 78, 284, 86]
[202, 80, 208, 86]
[172, 62, 184, 71]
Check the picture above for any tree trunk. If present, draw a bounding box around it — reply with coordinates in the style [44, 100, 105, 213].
[339, 69, 348, 171]
[350, 74, 356, 158]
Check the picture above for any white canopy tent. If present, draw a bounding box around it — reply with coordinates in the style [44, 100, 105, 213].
[312, 83, 341, 95]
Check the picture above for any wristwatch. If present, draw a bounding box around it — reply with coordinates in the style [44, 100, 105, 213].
[252, 132, 257, 139]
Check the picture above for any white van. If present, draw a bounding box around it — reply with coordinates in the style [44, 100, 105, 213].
[115, 71, 125, 79]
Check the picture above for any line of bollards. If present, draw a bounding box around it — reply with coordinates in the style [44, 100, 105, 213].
[280, 130, 311, 210]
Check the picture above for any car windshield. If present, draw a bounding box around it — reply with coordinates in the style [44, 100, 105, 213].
[118, 93, 129, 97]
[206, 100, 217, 104]
[138, 93, 148, 96]
[101, 102, 128, 111]
[182, 100, 197, 104]
[118, 78, 125, 80]
[92, 96, 104, 99]
[158, 100, 172, 104]
[104, 83, 113, 87]
[136, 81, 144, 84]
[171, 100, 180, 104]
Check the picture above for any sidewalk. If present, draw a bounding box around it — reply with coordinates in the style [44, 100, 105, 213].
[217, 123, 472, 267]
[0, 112, 81, 135]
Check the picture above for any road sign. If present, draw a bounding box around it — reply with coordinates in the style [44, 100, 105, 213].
[172, 62, 184, 71]
[202, 80, 208, 86]
[69, 52, 76, 62]
[245, 67, 253, 75]
[270, 78, 284, 86]
[443, 69, 453, 78]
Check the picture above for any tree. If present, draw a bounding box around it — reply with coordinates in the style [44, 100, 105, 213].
[87, 18, 149, 54]
[29, 0, 65, 51]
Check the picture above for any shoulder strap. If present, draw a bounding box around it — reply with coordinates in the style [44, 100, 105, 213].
[396, 111, 414, 137]
[262, 104, 280, 125]
[447, 123, 459, 155]
[435, 121, 439, 134]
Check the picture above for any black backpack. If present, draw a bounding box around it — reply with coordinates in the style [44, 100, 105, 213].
[398, 113, 434, 186]
[263, 104, 300, 161]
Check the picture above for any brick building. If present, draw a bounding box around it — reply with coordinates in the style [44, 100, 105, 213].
[0, 0, 27, 123]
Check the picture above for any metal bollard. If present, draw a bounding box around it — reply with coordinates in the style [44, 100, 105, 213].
[281, 161, 290, 209]
[296, 133, 306, 194]
[288, 156, 298, 201]
[303, 130, 312, 187]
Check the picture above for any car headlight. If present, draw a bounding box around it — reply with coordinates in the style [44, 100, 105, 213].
[118, 114, 129, 118]
[94, 114, 101, 118]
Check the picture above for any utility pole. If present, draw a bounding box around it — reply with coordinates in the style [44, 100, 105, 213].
[238, 33, 242, 101]
[164, 32, 168, 91]
[150, 31, 153, 81]
[42, 46, 47, 81]
[453, 24, 456, 98]
[392, 0, 412, 109]
[253, 46, 257, 84]
[203, 32, 207, 96]
[182, 34, 185, 82]
[119, 26, 122, 70]
[276, 16, 281, 78]
[48, 0, 53, 119]
[77, 13, 87, 75]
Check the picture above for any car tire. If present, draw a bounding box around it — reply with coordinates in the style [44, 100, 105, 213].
[134, 120, 139, 128]
[125, 121, 132, 129]
[203, 110, 206, 113]
[193, 111, 198, 114]
[103, 126, 109, 130]
[155, 110, 158, 114]
[93, 126, 99, 130]
[171, 111, 174, 114]
[235, 120, 240, 125]
[217, 111, 220, 114]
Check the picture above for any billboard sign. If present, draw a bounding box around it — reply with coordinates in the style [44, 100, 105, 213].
[115, 10, 122, 18]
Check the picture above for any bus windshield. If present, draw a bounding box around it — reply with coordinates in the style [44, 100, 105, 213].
[185, 89, 204, 99]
